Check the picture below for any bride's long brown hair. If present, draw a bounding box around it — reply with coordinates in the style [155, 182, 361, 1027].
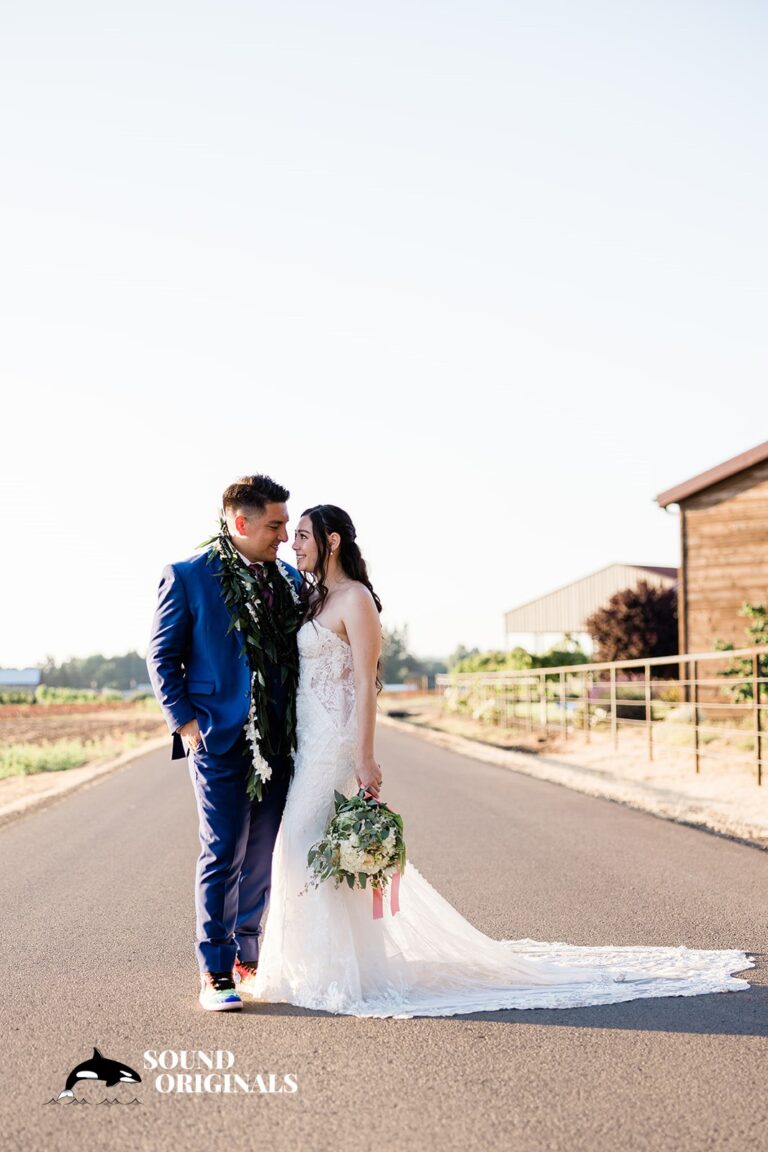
[301, 505, 383, 689]
[301, 505, 382, 622]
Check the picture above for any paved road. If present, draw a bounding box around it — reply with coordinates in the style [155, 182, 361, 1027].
[1, 724, 765, 1152]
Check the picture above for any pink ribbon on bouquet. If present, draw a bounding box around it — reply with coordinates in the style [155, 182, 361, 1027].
[372, 871, 401, 920]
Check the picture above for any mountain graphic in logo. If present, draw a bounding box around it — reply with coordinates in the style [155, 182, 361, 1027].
[47, 1047, 142, 1103]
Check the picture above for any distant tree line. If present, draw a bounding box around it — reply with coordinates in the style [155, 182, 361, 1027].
[29, 583, 682, 694]
[380, 627, 447, 686]
[36, 638, 444, 692]
[40, 651, 150, 691]
[448, 635, 589, 674]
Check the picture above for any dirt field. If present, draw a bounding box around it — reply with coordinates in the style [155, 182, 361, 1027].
[0, 705, 167, 746]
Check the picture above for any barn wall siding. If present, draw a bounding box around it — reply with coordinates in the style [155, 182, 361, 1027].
[681, 465, 768, 652]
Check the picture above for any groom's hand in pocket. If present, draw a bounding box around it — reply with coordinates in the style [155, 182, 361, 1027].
[178, 718, 202, 753]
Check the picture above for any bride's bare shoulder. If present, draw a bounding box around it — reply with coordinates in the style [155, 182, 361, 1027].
[338, 581, 380, 624]
[339, 581, 377, 606]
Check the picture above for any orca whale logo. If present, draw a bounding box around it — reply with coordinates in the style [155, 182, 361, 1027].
[56, 1047, 142, 1101]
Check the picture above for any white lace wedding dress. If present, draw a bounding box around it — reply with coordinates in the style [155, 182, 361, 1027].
[251, 621, 755, 1018]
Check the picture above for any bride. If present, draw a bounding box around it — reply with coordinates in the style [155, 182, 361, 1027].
[248, 504, 754, 1018]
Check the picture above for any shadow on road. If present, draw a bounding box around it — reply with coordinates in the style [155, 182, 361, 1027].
[241, 973, 767, 1037]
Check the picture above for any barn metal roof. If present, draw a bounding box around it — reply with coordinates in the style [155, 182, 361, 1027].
[504, 563, 677, 633]
[0, 668, 41, 687]
[656, 440, 768, 508]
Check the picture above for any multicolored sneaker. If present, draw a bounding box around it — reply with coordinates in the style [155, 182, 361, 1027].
[199, 971, 242, 1012]
[233, 956, 259, 996]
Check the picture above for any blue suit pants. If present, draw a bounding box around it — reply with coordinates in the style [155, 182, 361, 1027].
[187, 735, 291, 974]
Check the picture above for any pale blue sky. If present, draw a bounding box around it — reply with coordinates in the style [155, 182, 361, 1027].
[1, 1, 766, 665]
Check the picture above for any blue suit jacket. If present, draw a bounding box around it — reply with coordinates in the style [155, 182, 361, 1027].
[146, 550, 302, 760]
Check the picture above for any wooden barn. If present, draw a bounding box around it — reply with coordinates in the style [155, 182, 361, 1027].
[656, 440, 768, 655]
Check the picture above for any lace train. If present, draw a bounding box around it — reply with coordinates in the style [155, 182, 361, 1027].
[251, 622, 755, 1017]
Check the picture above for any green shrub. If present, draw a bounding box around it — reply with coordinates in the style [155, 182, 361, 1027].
[34, 685, 123, 704]
[715, 603, 768, 702]
[0, 689, 37, 705]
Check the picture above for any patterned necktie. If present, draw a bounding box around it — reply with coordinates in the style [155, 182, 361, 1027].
[250, 563, 274, 609]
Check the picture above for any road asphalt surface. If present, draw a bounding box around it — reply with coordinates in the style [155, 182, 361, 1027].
[1, 723, 765, 1152]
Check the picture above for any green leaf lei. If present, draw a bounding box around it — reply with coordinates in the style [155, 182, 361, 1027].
[202, 518, 304, 801]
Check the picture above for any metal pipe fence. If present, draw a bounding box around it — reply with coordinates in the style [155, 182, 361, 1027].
[436, 646, 768, 785]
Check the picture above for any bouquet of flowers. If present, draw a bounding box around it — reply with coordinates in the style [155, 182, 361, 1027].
[307, 789, 406, 913]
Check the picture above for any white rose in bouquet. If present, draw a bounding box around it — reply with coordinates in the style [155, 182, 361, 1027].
[338, 841, 367, 873]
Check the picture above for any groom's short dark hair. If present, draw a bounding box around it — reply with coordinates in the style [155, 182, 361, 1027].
[222, 474, 290, 515]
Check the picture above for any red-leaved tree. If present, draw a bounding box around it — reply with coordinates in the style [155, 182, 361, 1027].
[586, 581, 678, 668]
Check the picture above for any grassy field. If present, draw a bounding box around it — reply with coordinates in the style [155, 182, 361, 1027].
[0, 700, 166, 779]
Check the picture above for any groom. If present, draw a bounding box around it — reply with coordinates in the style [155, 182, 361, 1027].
[147, 474, 303, 1011]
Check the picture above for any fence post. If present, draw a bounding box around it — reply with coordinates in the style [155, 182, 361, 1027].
[539, 672, 548, 734]
[754, 653, 762, 786]
[692, 658, 700, 775]
[645, 662, 653, 762]
[559, 671, 567, 741]
[610, 665, 617, 751]
[582, 671, 590, 742]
